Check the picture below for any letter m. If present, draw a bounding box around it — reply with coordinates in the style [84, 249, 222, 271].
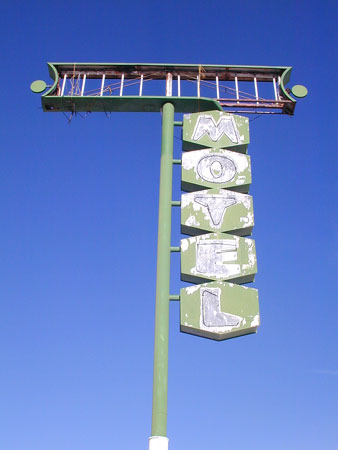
[192, 114, 240, 143]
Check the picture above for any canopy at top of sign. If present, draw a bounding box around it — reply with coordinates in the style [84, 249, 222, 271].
[182, 111, 249, 153]
[38, 63, 299, 114]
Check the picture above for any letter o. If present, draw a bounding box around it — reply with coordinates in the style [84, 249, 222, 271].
[197, 155, 237, 183]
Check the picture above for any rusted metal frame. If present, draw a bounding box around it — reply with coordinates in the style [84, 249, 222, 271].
[58, 69, 163, 80]
[79, 83, 120, 97]
[63, 73, 120, 97]
[219, 99, 289, 108]
[218, 99, 295, 114]
[218, 97, 289, 103]
[194, 77, 268, 101]
[55, 67, 286, 78]
[54, 67, 290, 104]
[44, 63, 295, 114]
[225, 110, 285, 115]
[55, 66, 286, 83]
[65, 77, 152, 98]
[187, 77, 261, 104]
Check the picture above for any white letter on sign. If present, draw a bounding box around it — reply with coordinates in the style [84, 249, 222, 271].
[197, 155, 237, 183]
[194, 195, 237, 226]
[192, 114, 240, 143]
[201, 288, 241, 327]
[196, 240, 240, 278]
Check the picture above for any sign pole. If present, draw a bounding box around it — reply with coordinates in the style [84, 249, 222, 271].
[149, 102, 174, 450]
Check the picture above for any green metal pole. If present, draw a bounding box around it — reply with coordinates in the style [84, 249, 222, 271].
[151, 102, 175, 438]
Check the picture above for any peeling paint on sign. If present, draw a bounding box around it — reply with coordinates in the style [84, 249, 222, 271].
[194, 195, 237, 226]
[180, 281, 259, 341]
[181, 188, 254, 236]
[180, 232, 257, 284]
[182, 110, 250, 153]
[182, 148, 251, 193]
[179, 112, 259, 342]
[201, 288, 241, 327]
[197, 154, 237, 183]
[192, 114, 241, 144]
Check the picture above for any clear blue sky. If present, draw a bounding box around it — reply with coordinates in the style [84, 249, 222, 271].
[0, 1, 337, 449]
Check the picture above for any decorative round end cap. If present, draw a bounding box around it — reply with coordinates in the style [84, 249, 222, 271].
[291, 84, 308, 98]
[30, 80, 47, 93]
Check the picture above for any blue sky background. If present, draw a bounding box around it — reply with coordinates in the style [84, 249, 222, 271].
[0, 1, 337, 449]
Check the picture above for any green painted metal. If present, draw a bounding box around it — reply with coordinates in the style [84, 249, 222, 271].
[42, 95, 222, 114]
[181, 148, 251, 193]
[43, 62, 297, 94]
[181, 188, 254, 237]
[30, 80, 47, 93]
[180, 281, 259, 341]
[151, 102, 174, 438]
[182, 111, 250, 153]
[291, 85, 308, 98]
[180, 232, 257, 285]
[37, 62, 302, 114]
[170, 247, 180, 252]
[279, 67, 295, 104]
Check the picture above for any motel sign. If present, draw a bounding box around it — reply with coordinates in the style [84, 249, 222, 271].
[31, 62, 307, 450]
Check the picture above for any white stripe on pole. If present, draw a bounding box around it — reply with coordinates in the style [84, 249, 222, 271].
[148, 436, 169, 450]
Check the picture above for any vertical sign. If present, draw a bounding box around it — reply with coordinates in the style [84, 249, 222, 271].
[180, 111, 259, 340]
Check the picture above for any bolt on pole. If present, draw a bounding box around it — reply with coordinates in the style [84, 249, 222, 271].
[149, 102, 175, 450]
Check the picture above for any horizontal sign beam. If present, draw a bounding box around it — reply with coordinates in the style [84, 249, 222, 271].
[32, 63, 305, 114]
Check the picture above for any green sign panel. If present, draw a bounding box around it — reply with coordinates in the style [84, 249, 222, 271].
[181, 148, 251, 193]
[181, 232, 257, 284]
[180, 111, 259, 342]
[181, 188, 254, 236]
[182, 110, 250, 153]
[180, 281, 259, 341]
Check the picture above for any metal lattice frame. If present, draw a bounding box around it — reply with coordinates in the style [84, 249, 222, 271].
[40, 63, 299, 115]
